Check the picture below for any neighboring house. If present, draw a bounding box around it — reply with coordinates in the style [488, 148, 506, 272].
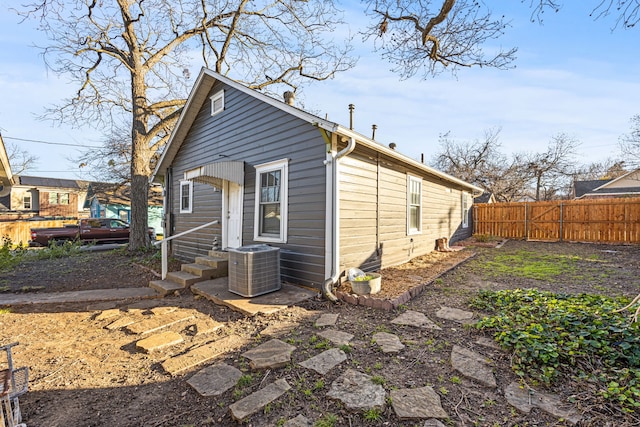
[85, 182, 164, 235]
[0, 175, 90, 220]
[151, 68, 483, 291]
[574, 169, 640, 199]
[0, 134, 13, 198]
[474, 191, 495, 204]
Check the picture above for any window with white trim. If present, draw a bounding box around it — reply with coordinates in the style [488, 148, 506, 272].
[254, 159, 288, 243]
[210, 90, 224, 116]
[461, 192, 470, 228]
[23, 194, 32, 210]
[407, 175, 422, 234]
[179, 180, 193, 213]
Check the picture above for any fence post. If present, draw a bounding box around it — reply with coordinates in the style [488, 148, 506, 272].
[559, 202, 564, 242]
[524, 204, 529, 240]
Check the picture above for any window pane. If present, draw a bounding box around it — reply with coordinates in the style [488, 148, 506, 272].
[49, 193, 58, 204]
[410, 206, 419, 230]
[181, 183, 190, 210]
[60, 193, 69, 205]
[260, 203, 280, 234]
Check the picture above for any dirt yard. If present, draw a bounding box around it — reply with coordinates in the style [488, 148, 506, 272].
[1, 240, 639, 426]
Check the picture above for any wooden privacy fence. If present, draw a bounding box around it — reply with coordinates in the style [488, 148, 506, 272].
[473, 197, 640, 244]
[0, 220, 77, 246]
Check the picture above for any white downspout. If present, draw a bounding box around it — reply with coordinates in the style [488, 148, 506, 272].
[322, 136, 355, 302]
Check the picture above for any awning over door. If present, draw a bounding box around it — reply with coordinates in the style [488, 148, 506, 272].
[184, 161, 244, 188]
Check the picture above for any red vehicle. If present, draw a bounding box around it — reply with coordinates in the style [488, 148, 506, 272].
[29, 218, 155, 247]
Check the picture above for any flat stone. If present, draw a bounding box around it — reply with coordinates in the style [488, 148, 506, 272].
[391, 310, 442, 330]
[105, 316, 136, 330]
[450, 345, 496, 387]
[284, 414, 313, 427]
[229, 378, 291, 421]
[94, 308, 121, 321]
[126, 311, 195, 335]
[136, 331, 184, 353]
[390, 387, 448, 419]
[315, 313, 339, 327]
[161, 334, 246, 375]
[260, 321, 298, 337]
[327, 369, 386, 411]
[372, 332, 405, 353]
[475, 336, 501, 350]
[318, 329, 353, 346]
[505, 382, 582, 425]
[192, 279, 316, 316]
[424, 419, 446, 427]
[299, 348, 347, 375]
[187, 363, 243, 397]
[242, 339, 296, 369]
[87, 302, 118, 311]
[436, 306, 474, 323]
[190, 317, 224, 336]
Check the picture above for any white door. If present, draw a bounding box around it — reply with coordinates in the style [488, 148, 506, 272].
[224, 181, 243, 249]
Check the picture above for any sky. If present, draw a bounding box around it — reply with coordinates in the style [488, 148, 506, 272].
[1, 1, 639, 181]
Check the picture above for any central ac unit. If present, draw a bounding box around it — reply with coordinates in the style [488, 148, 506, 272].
[228, 244, 281, 297]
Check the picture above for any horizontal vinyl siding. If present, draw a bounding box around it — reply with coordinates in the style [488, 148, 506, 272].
[339, 148, 473, 275]
[168, 81, 327, 288]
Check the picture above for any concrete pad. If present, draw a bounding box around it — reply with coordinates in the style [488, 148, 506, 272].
[436, 306, 474, 323]
[0, 287, 159, 306]
[242, 339, 296, 369]
[192, 278, 317, 316]
[372, 332, 405, 353]
[187, 363, 243, 397]
[450, 345, 496, 387]
[136, 331, 184, 353]
[161, 334, 246, 375]
[299, 348, 347, 375]
[505, 382, 582, 425]
[318, 329, 353, 346]
[391, 310, 442, 330]
[327, 369, 386, 411]
[229, 378, 291, 421]
[391, 387, 449, 419]
[315, 313, 339, 327]
[87, 301, 118, 311]
[126, 311, 195, 335]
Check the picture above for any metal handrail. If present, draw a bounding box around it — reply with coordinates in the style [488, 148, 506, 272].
[153, 219, 220, 279]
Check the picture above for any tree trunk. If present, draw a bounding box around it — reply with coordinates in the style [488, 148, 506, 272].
[129, 71, 151, 251]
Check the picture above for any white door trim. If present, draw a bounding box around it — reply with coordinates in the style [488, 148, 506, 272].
[222, 180, 243, 249]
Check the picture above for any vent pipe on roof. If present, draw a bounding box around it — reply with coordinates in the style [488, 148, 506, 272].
[389, 142, 396, 150]
[348, 104, 355, 130]
[283, 91, 295, 106]
[372, 124, 377, 140]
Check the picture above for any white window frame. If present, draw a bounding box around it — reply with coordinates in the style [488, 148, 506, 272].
[407, 175, 422, 235]
[210, 90, 224, 116]
[23, 194, 32, 210]
[179, 180, 193, 214]
[254, 159, 289, 243]
[461, 192, 470, 228]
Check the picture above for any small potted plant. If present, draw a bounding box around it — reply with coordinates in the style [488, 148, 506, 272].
[347, 268, 382, 295]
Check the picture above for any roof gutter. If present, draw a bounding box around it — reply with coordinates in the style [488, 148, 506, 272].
[322, 136, 355, 302]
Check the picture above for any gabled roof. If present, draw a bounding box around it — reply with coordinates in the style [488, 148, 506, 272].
[574, 179, 613, 198]
[575, 168, 640, 198]
[152, 68, 483, 194]
[15, 175, 88, 190]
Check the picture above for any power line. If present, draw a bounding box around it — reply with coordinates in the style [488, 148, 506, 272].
[3, 135, 102, 148]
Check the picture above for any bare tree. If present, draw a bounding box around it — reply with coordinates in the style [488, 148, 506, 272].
[19, 0, 355, 250]
[525, 133, 579, 200]
[363, 1, 638, 78]
[574, 159, 628, 181]
[431, 127, 531, 202]
[619, 114, 640, 168]
[6, 142, 38, 175]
